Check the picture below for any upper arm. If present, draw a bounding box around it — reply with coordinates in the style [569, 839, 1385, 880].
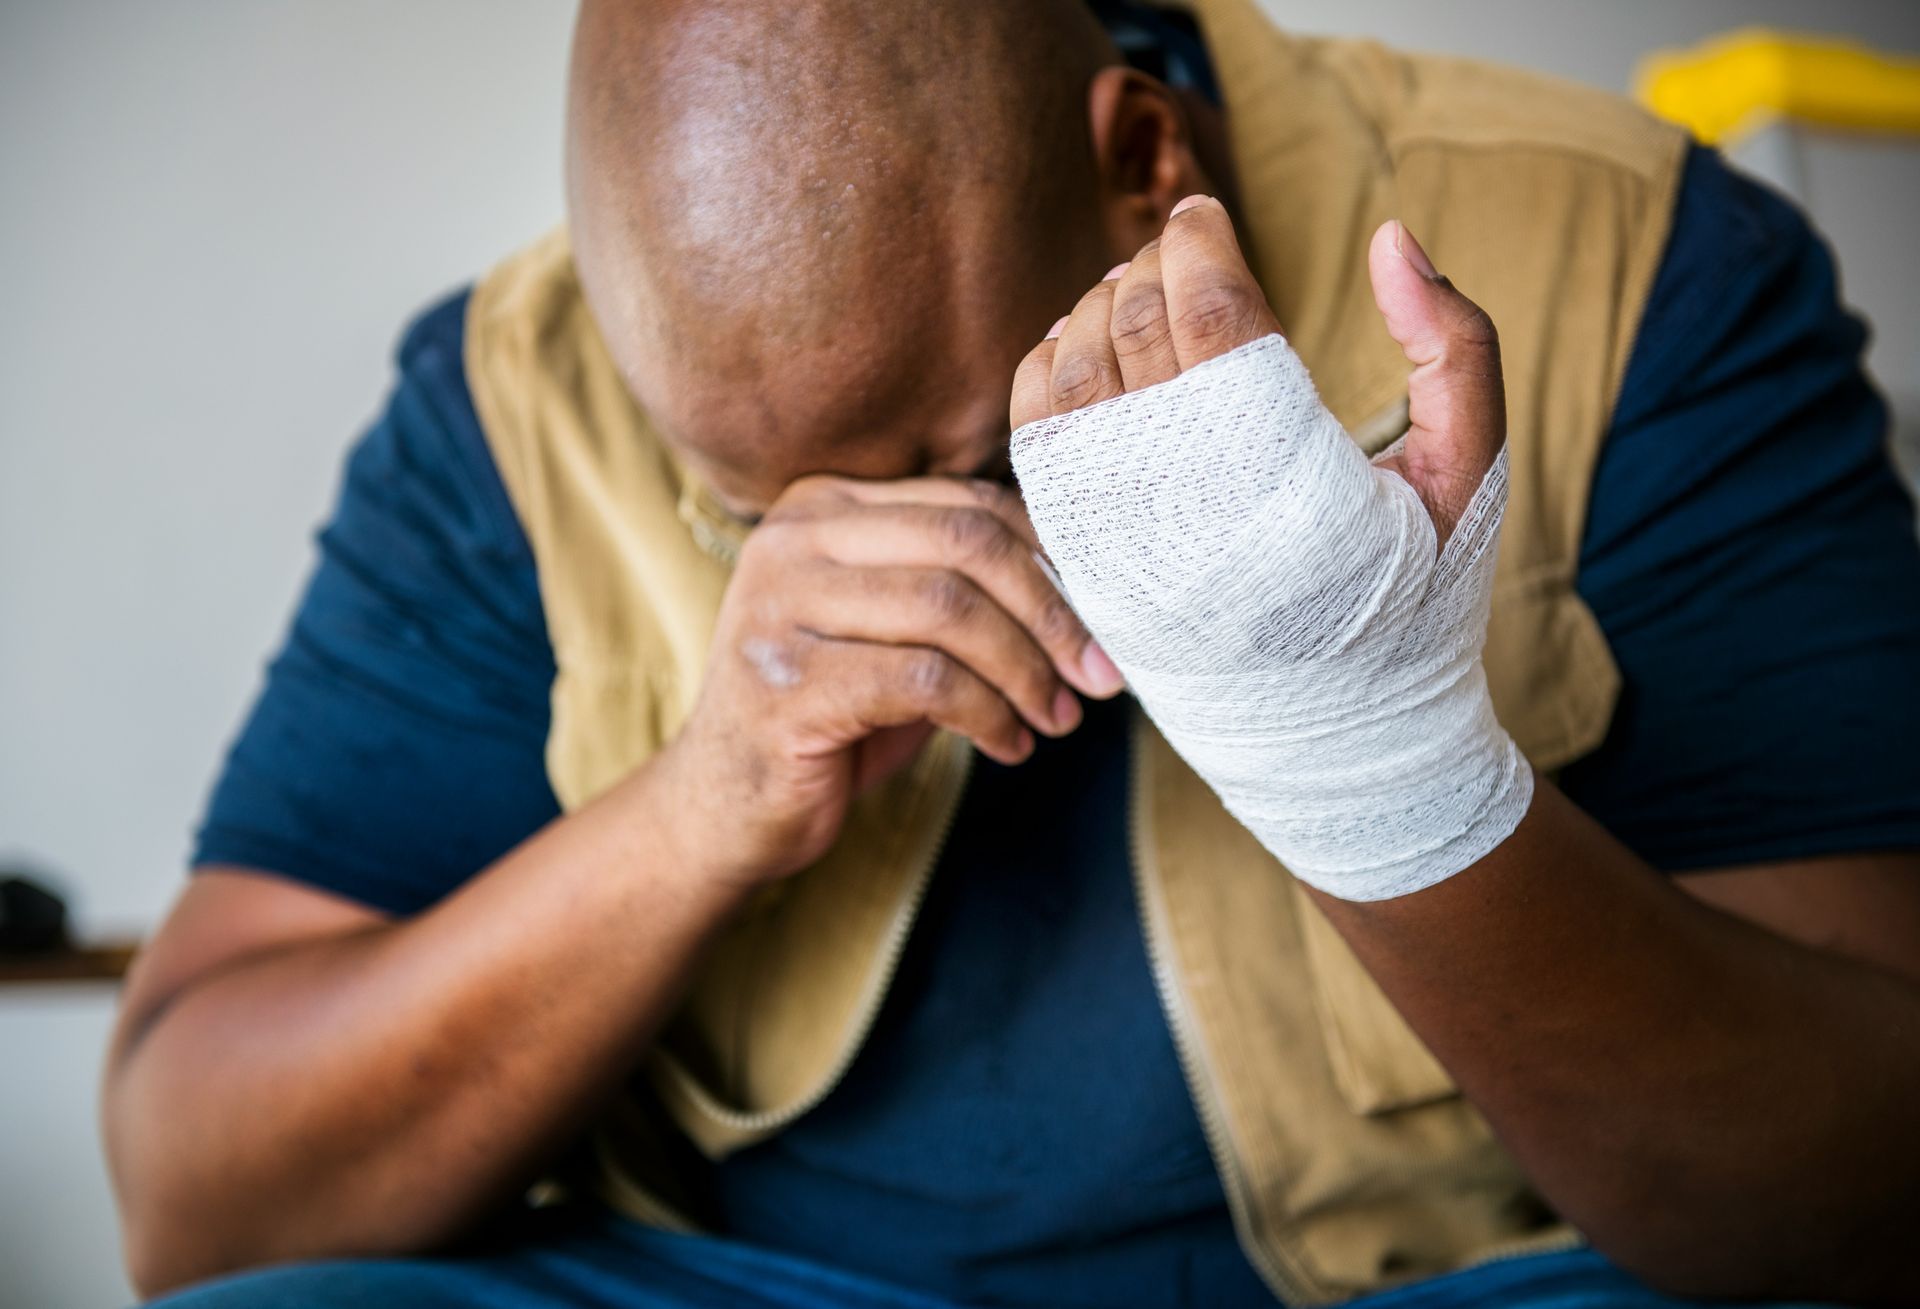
[1680, 854, 1920, 985]
[1562, 147, 1920, 879]
[127, 292, 562, 1040]
[188, 289, 561, 917]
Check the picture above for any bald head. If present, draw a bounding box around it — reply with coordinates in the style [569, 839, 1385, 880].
[568, 0, 1179, 511]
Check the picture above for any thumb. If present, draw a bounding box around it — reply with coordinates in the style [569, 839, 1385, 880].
[1367, 220, 1506, 542]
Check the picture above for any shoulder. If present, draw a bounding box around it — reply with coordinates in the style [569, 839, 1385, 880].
[1587, 146, 1883, 569]
[1567, 150, 1920, 870]
[329, 286, 540, 602]
[193, 288, 560, 913]
[1611, 145, 1860, 432]
[1299, 33, 1687, 187]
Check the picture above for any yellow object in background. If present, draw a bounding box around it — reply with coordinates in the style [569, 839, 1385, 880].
[1637, 28, 1920, 145]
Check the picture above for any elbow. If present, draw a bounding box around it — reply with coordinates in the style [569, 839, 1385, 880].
[116, 1179, 294, 1302]
[121, 1217, 203, 1303]
[104, 1084, 243, 1299]
[112, 1159, 235, 1300]
[117, 1183, 230, 1302]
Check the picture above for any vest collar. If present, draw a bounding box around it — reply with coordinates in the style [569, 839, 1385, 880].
[1189, 0, 1412, 450]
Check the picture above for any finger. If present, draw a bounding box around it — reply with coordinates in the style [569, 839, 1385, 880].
[1048, 270, 1128, 416]
[852, 722, 940, 794]
[795, 563, 1079, 737]
[820, 475, 1043, 552]
[1108, 240, 1182, 391]
[796, 503, 1125, 698]
[801, 634, 1034, 766]
[760, 478, 1125, 695]
[1010, 338, 1059, 432]
[1366, 220, 1505, 538]
[1158, 194, 1282, 371]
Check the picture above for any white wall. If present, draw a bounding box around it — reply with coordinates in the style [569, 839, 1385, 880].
[2, 3, 1916, 1306]
[2, 5, 572, 1305]
[5, 1, 1920, 944]
[2, 0, 576, 940]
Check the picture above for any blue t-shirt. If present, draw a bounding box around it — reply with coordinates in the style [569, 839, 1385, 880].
[192, 144, 1920, 1307]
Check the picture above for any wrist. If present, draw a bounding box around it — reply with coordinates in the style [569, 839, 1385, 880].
[632, 724, 820, 900]
[1263, 689, 1534, 901]
[615, 734, 766, 905]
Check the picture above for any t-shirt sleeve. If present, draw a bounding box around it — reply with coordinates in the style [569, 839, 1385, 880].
[1561, 146, 1920, 872]
[191, 289, 561, 914]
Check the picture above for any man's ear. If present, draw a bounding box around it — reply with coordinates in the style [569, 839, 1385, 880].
[1087, 66, 1210, 257]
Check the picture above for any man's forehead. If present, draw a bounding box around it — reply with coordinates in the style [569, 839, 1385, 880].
[567, 0, 1109, 344]
[636, 294, 978, 453]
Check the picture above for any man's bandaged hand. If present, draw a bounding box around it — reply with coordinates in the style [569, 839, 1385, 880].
[1008, 198, 1531, 901]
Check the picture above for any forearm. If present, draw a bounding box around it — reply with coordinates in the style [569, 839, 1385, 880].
[1311, 778, 1920, 1302]
[105, 751, 750, 1294]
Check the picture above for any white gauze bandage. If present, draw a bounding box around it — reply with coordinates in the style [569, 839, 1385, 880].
[1012, 333, 1532, 901]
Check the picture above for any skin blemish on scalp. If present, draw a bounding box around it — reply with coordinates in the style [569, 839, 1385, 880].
[741, 636, 803, 689]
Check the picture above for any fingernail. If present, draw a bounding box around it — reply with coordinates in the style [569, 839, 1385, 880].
[1103, 262, 1131, 281]
[1044, 316, 1069, 340]
[1010, 727, 1034, 760]
[1395, 220, 1440, 280]
[1171, 194, 1212, 217]
[1051, 685, 1082, 733]
[1079, 642, 1125, 696]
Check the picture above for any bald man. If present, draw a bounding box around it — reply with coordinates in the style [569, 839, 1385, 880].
[109, 3, 1920, 1308]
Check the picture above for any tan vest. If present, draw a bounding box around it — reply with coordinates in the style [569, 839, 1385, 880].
[463, 8, 1686, 1301]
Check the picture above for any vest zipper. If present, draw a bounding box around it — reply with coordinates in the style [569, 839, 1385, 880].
[1126, 715, 1322, 1307]
[1459, 1228, 1584, 1269]
[667, 737, 974, 1136]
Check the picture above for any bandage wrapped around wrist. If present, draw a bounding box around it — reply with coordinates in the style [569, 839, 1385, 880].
[1012, 334, 1531, 901]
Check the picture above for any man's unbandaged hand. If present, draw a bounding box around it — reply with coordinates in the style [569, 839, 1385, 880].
[1009, 197, 1530, 900]
[660, 475, 1126, 888]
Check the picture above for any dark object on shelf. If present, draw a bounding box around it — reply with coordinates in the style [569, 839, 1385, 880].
[0, 941, 140, 984]
[1, 874, 71, 953]
[0, 869, 141, 985]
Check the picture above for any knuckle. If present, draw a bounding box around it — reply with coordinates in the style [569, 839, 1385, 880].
[748, 508, 792, 538]
[959, 477, 1019, 518]
[1174, 279, 1263, 344]
[1049, 352, 1123, 410]
[1031, 590, 1083, 647]
[735, 631, 807, 692]
[1010, 355, 1053, 425]
[937, 506, 1010, 560]
[919, 571, 978, 625]
[1074, 280, 1115, 313]
[1109, 288, 1170, 349]
[781, 472, 840, 505]
[734, 523, 780, 567]
[1015, 656, 1058, 707]
[902, 649, 959, 701]
[1451, 302, 1500, 350]
[742, 514, 805, 562]
[1157, 212, 1214, 266]
[1014, 343, 1055, 384]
